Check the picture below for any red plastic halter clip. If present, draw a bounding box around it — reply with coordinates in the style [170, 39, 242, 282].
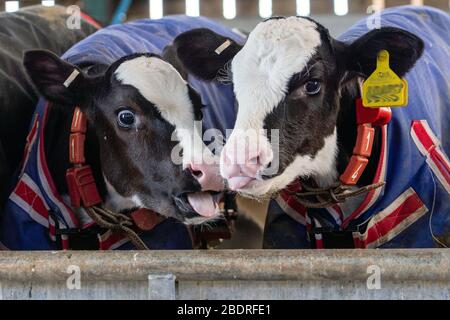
[339, 99, 392, 185]
[66, 165, 101, 207]
[66, 107, 101, 208]
[356, 98, 392, 126]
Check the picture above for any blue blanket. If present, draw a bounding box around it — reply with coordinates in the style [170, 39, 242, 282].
[264, 6, 450, 249]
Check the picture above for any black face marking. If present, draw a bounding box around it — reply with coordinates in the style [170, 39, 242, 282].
[187, 86, 204, 121]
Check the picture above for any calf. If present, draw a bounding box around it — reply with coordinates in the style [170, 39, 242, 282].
[0, 16, 245, 250]
[174, 6, 450, 248]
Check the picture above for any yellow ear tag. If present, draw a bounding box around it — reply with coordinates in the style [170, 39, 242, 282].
[362, 50, 408, 108]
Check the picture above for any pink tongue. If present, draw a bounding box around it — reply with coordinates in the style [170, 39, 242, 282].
[187, 192, 218, 217]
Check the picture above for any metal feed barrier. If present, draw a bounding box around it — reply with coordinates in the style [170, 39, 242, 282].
[0, 249, 448, 300]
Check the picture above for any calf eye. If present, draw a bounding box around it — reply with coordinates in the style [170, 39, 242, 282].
[117, 109, 136, 128]
[304, 80, 321, 95]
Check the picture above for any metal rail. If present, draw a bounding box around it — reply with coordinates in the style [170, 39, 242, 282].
[0, 249, 448, 299]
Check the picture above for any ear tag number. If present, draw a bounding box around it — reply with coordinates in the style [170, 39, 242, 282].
[362, 50, 408, 108]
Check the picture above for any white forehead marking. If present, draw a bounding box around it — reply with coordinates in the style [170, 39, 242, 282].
[231, 17, 321, 130]
[114, 56, 194, 130]
[114, 55, 217, 168]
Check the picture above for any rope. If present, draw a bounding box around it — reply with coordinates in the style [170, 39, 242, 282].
[293, 181, 385, 209]
[86, 206, 150, 250]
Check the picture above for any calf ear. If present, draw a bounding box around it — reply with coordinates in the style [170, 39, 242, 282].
[173, 28, 242, 81]
[23, 50, 86, 106]
[345, 27, 424, 78]
[162, 44, 188, 80]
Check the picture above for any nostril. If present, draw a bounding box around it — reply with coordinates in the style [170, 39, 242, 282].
[248, 156, 261, 166]
[192, 170, 203, 179]
[189, 165, 204, 180]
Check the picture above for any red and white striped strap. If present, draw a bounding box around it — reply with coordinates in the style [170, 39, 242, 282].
[98, 230, 130, 250]
[312, 218, 324, 249]
[411, 120, 450, 195]
[277, 184, 343, 228]
[18, 116, 39, 176]
[353, 188, 428, 248]
[276, 190, 307, 226]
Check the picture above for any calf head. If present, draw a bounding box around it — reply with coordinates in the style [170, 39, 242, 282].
[24, 51, 224, 224]
[174, 17, 423, 198]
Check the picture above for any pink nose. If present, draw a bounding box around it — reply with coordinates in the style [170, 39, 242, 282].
[220, 139, 273, 191]
[189, 162, 224, 191]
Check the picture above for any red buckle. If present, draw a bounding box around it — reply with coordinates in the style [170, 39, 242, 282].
[130, 209, 161, 231]
[66, 168, 81, 208]
[353, 125, 375, 158]
[356, 99, 392, 126]
[71, 107, 87, 133]
[340, 155, 369, 185]
[65, 165, 101, 208]
[69, 133, 85, 164]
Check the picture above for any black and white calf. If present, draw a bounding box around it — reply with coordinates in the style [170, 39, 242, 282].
[174, 6, 450, 248]
[23, 50, 223, 225]
[2, 16, 255, 250]
[174, 16, 423, 197]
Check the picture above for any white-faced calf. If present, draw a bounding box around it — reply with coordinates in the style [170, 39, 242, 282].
[174, 16, 424, 198]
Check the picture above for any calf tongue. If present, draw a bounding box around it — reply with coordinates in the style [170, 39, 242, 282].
[187, 192, 217, 217]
